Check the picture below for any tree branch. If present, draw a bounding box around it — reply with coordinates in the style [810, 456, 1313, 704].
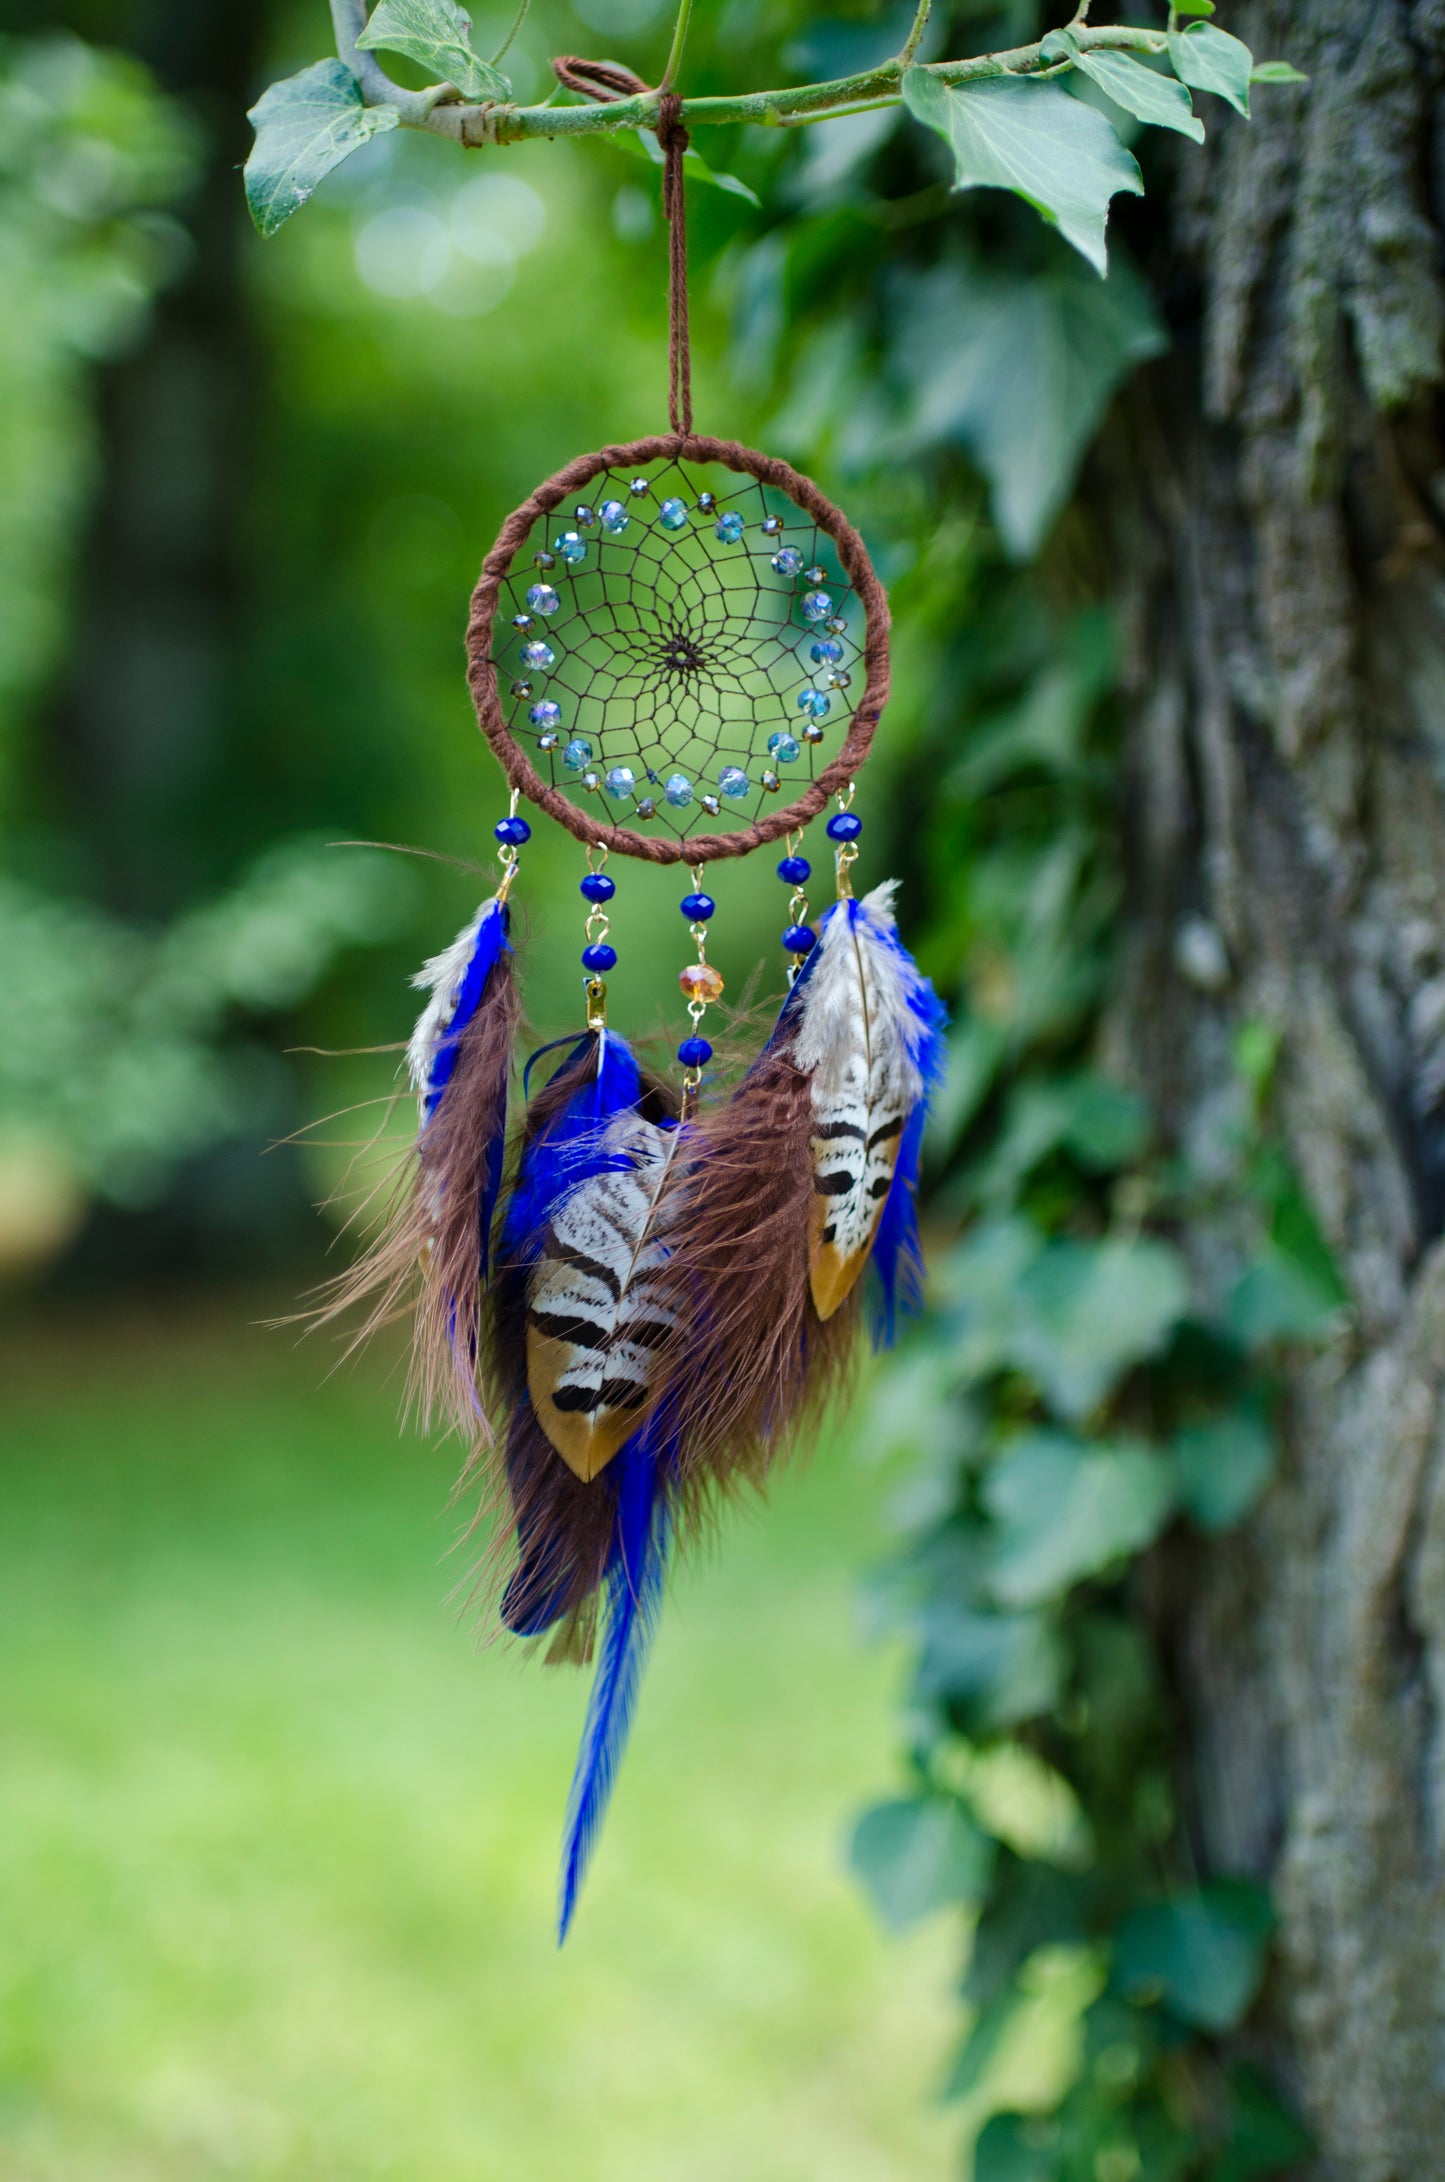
[330, 8, 1168, 149]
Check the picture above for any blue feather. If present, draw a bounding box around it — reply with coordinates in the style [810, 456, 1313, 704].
[501, 1029, 643, 1261]
[557, 1409, 673, 1941]
[423, 899, 510, 1118]
[869, 934, 948, 1347]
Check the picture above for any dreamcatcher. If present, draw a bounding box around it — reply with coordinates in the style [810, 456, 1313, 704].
[330, 74, 945, 1939]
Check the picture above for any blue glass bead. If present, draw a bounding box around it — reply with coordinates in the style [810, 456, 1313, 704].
[663, 773, 693, 808]
[777, 855, 811, 885]
[718, 766, 750, 799]
[680, 891, 716, 921]
[574, 504, 597, 529]
[511, 612, 533, 631]
[771, 546, 803, 577]
[526, 583, 560, 615]
[658, 497, 688, 531]
[677, 1036, 713, 1068]
[811, 638, 843, 666]
[562, 737, 593, 771]
[824, 616, 848, 637]
[715, 510, 745, 544]
[510, 679, 533, 700]
[827, 811, 863, 842]
[494, 815, 530, 846]
[801, 589, 833, 623]
[761, 515, 783, 537]
[600, 499, 629, 534]
[797, 688, 831, 720]
[782, 924, 817, 954]
[628, 475, 650, 498]
[581, 943, 617, 974]
[604, 765, 636, 798]
[522, 640, 556, 670]
[767, 731, 802, 763]
[580, 873, 616, 903]
[553, 531, 587, 565]
[805, 564, 827, 585]
[529, 700, 561, 729]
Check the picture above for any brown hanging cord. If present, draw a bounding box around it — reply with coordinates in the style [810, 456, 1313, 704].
[552, 57, 692, 439]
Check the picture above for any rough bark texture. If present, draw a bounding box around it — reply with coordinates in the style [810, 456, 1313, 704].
[1102, 2, 1445, 2170]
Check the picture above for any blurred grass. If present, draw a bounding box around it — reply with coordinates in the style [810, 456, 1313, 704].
[0, 1296, 957, 2181]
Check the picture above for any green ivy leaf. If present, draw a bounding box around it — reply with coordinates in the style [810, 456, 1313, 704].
[1113, 1882, 1273, 2032]
[1213, 2063, 1315, 2182]
[913, 1601, 1067, 1732]
[1167, 23, 1254, 117]
[1044, 30, 1204, 143]
[900, 253, 1166, 560]
[851, 1795, 996, 1930]
[972, 2114, 1059, 2182]
[1013, 1235, 1190, 1418]
[985, 1430, 1177, 1605]
[356, 0, 510, 101]
[1250, 60, 1309, 85]
[1173, 1409, 1276, 1532]
[901, 66, 1142, 276]
[943, 1984, 1029, 2100]
[244, 61, 399, 238]
[1228, 1246, 1343, 1348]
[1174, 0, 1215, 13]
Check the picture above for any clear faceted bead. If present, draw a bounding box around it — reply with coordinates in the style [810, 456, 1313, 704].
[628, 475, 650, 497]
[582, 768, 603, 792]
[553, 531, 587, 565]
[761, 770, 781, 792]
[658, 497, 688, 531]
[761, 515, 783, 536]
[771, 546, 803, 577]
[697, 491, 717, 513]
[510, 678, 533, 700]
[574, 504, 597, 529]
[700, 793, 721, 817]
[522, 640, 556, 670]
[538, 730, 560, 752]
[635, 796, 656, 819]
[801, 721, 825, 745]
[604, 765, 636, 797]
[600, 499, 629, 534]
[529, 699, 561, 728]
[824, 669, 852, 691]
[663, 773, 694, 807]
[805, 564, 827, 584]
[526, 583, 560, 615]
[715, 510, 745, 543]
[533, 550, 556, 571]
[824, 616, 848, 637]
[810, 638, 843, 666]
[562, 737, 593, 771]
[797, 687, 831, 719]
[767, 732, 802, 763]
[718, 766, 750, 798]
[511, 612, 534, 632]
[801, 590, 833, 623]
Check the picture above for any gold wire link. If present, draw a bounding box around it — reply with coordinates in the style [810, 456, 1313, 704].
[585, 976, 608, 1029]
[495, 786, 525, 904]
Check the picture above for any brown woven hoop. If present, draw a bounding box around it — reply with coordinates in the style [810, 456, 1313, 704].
[465, 434, 891, 865]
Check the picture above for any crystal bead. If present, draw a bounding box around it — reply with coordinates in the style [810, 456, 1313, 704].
[510, 678, 533, 700]
[680, 891, 715, 921]
[659, 497, 688, 531]
[761, 770, 781, 792]
[511, 612, 534, 632]
[810, 638, 843, 666]
[679, 962, 725, 1003]
[562, 737, 593, 771]
[715, 511, 745, 543]
[600, 499, 629, 534]
[538, 731, 559, 752]
[767, 732, 802, 763]
[824, 616, 848, 637]
[582, 768, 603, 793]
[761, 515, 783, 536]
[777, 855, 811, 884]
[604, 765, 636, 797]
[801, 721, 825, 745]
[797, 688, 831, 719]
[827, 811, 863, 842]
[805, 563, 827, 585]
[771, 546, 803, 577]
[801, 589, 833, 623]
[574, 503, 597, 529]
[663, 773, 694, 808]
[636, 797, 656, 819]
[529, 699, 561, 728]
[522, 640, 556, 670]
[824, 669, 852, 691]
[582, 942, 617, 973]
[533, 550, 557, 571]
[494, 815, 530, 845]
[782, 923, 817, 955]
[718, 766, 750, 798]
[700, 793, 721, 817]
[677, 1035, 713, 1068]
[697, 491, 717, 513]
[628, 476, 650, 497]
[580, 873, 616, 902]
[526, 583, 560, 615]
[553, 530, 587, 565]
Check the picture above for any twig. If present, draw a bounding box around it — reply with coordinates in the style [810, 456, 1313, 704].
[490, 0, 532, 68]
[658, 0, 695, 93]
[899, 0, 933, 67]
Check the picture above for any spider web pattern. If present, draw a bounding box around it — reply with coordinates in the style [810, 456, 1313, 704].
[490, 455, 865, 846]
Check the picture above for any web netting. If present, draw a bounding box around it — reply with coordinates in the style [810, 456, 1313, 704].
[487, 454, 866, 848]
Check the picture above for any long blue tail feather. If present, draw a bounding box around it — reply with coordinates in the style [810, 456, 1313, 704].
[557, 1412, 674, 1941]
[870, 925, 949, 1346]
[423, 898, 510, 1118]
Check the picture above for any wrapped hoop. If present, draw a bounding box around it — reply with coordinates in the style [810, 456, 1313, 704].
[465, 432, 890, 865]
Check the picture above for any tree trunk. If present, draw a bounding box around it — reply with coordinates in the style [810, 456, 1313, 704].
[1106, 2, 1445, 2170]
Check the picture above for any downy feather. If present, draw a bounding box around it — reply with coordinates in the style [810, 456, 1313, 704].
[526, 1114, 688, 1481]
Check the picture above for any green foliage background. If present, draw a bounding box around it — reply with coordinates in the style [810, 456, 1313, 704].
[0, 1, 1316, 2174]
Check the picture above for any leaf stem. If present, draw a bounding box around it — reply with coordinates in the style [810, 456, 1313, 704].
[899, 0, 933, 67]
[658, 0, 695, 92]
[490, 0, 532, 68]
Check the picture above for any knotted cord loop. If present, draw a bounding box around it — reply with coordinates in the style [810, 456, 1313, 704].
[551, 56, 692, 440]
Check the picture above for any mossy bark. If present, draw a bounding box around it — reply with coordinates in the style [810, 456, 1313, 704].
[1104, 3, 1445, 2170]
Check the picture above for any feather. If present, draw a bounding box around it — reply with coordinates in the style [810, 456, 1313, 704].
[790, 880, 944, 1321]
[526, 1114, 688, 1481]
[557, 1412, 673, 1941]
[307, 895, 520, 1444]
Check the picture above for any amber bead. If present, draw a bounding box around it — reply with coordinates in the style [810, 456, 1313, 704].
[679, 962, 725, 1004]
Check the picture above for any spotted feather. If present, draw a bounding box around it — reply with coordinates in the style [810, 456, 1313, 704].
[526, 1115, 687, 1481]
